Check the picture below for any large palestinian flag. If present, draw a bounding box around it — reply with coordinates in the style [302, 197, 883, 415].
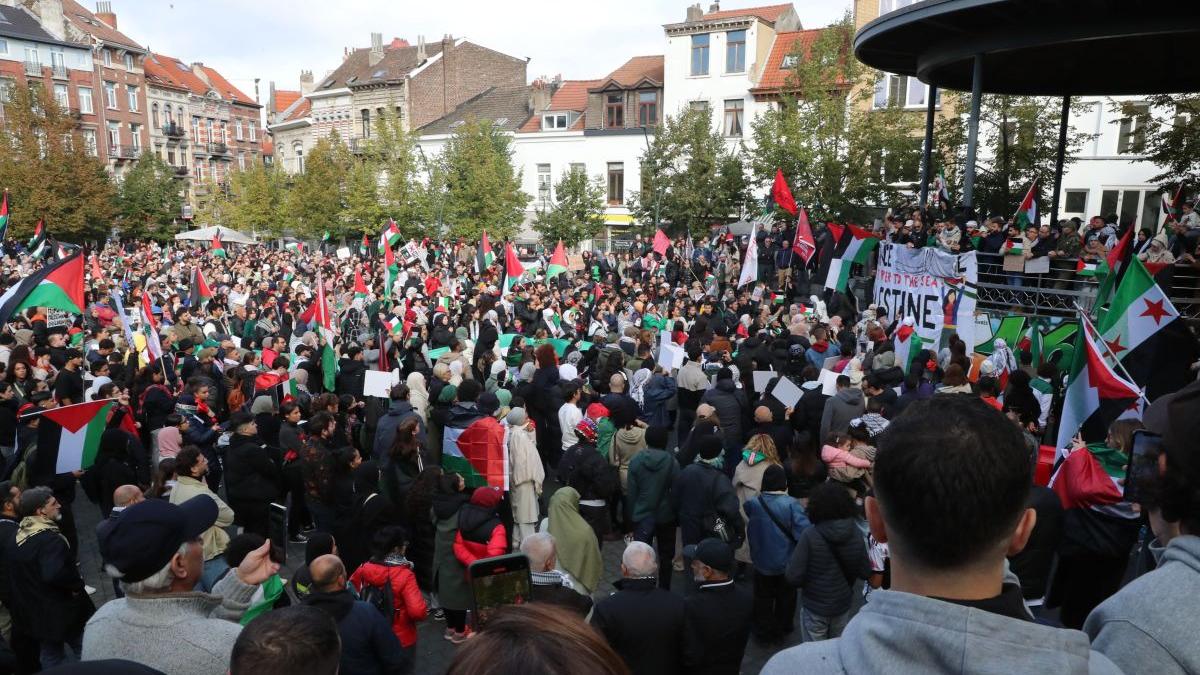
[502, 242, 524, 294]
[27, 220, 47, 258]
[1055, 316, 1141, 452]
[475, 230, 495, 273]
[1013, 180, 1038, 229]
[383, 237, 400, 296]
[546, 240, 568, 280]
[189, 266, 213, 308]
[378, 219, 402, 253]
[26, 399, 116, 474]
[0, 251, 84, 319]
[0, 191, 8, 241]
[443, 415, 508, 490]
[824, 224, 880, 292]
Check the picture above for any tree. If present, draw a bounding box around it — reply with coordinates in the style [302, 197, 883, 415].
[440, 118, 529, 240]
[0, 83, 115, 242]
[1133, 93, 1200, 193]
[284, 131, 352, 238]
[748, 16, 920, 222]
[226, 162, 287, 237]
[115, 153, 183, 240]
[364, 106, 425, 237]
[192, 177, 230, 228]
[631, 106, 751, 236]
[343, 159, 386, 234]
[935, 93, 1095, 219]
[532, 168, 606, 247]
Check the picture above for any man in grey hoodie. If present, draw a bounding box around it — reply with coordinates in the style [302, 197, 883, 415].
[763, 396, 1121, 675]
[819, 374, 864, 441]
[1085, 385, 1200, 674]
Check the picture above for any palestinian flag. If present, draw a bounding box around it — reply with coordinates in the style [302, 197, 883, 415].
[27, 220, 46, 258]
[502, 242, 524, 294]
[25, 399, 116, 474]
[738, 222, 759, 288]
[1075, 258, 1101, 277]
[653, 229, 670, 256]
[313, 273, 337, 393]
[894, 321, 926, 375]
[770, 168, 798, 216]
[0, 251, 85, 319]
[141, 292, 163, 363]
[1050, 442, 1131, 514]
[0, 190, 8, 241]
[378, 219, 402, 253]
[1160, 184, 1184, 233]
[211, 232, 227, 259]
[254, 370, 294, 404]
[824, 225, 880, 292]
[1096, 256, 1178, 361]
[442, 415, 508, 490]
[240, 574, 285, 626]
[705, 271, 720, 298]
[1054, 315, 1141, 452]
[285, 241, 304, 254]
[383, 317, 404, 335]
[792, 208, 816, 265]
[353, 267, 369, 300]
[546, 240, 568, 280]
[359, 234, 370, 257]
[1095, 226, 1135, 306]
[475, 230, 495, 273]
[90, 254, 106, 285]
[322, 231, 331, 244]
[1013, 180, 1038, 229]
[1002, 238, 1025, 256]
[383, 238, 399, 297]
[189, 267, 213, 308]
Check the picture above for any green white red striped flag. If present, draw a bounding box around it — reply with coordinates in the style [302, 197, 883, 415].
[546, 240, 568, 280]
[1013, 180, 1038, 229]
[1095, 256, 1178, 361]
[25, 399, 116, 474]
[1055, 315, 1141, 452]
[379, 219, 402, 253]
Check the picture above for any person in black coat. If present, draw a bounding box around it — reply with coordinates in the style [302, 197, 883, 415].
[302, 554, 408, 674]
[334, 347, 366, 399]
[224, 412, 282, 538]
[558, 418, 620, 543]
[682, 539, 753, 675]
[83, 429, 139, 517]
[671, 436, 744, 551]
[591, 541, 685, 675]
[528, 345, 564, 466]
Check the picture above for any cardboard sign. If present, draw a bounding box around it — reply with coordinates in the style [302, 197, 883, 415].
[770, 376, 803, 409]
[336, 247, 351, 260]
[752, 370, 776, 393]
[363, 369, 401, 398]
[658, 341, 686, 371]
[817, 368, 840, 396]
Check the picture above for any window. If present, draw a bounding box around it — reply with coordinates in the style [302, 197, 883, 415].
[249, 120, 257, 141]
[167, 149, 175, 165]
[0, 39, 7, 55]
[130, 123, 141, 150]
[123, 52, 133, 70]
[106, 122, 120, 152]
[360, 109, 370, 138]
[638, 91, 658, 126]
[690, 100, 709, 113]
[195, 162, 205, 182]
[294, 144, 304, 173]
[50, 50, 64, 73]
[691, 34, 710, 76]
[53, 84, 68, 108]
[191, 116, 200, 141]
[103, 81, 117, 109]
[102, 49, 111, 66]
[23, 46, 38, 67]
[1117, 103, 1150, 154]
[222, 122, 229, 144]
[606, 93, 624, 128]
[542, 113, 569, 130]
[0, 78, 14, 103]
[82, 129, 97, 156]
[238, 152, 246, 170]
[873, 73, 938, 109]
[782, 54, 799, 69]
[905, 76, 926, 108]
[151, 102, 159, 128]
[879, 0, 920, 13]
[607, 162, 624, 205]
[537, 163, 552, 207]
[206, 119, 214, 142]
[723, 98, 744, 136]
[77, 87, 92, 114]
[1064, 189, 1088, 213]
[235, 120, 243, 140]
[570, 162, 586, 174]
[726, 30, 746, 73]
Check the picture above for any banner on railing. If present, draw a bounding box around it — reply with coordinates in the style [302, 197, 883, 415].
[873, 242, 979, 351]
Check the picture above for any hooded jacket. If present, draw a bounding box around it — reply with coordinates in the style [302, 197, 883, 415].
[303, 589, 407, 675]
[626, 447, 680, 525]
[372, 399, 424, 461]
[349, 558, 427, 648]
[1086, 534, 1200, 674]
[805, 340, 841, 370]
[785, 517, 871, 617]
[820, 387, 865, 441]
[224, 431, 281, 505]
[745, 492, 811, 575]
[334, 358, 366, 398]
[701, 379, 749, 446]
[452, 488, 506, 566]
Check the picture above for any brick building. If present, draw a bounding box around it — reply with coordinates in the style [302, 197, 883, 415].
[143, 53, 192, 200]
[0, 4, 99, 154]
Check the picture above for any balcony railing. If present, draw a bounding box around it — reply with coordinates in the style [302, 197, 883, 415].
[349, 137, 366, 153]
[162, 123, 185, 138]
[23, 61, 41, 76]
[173, 165, 189, 176]
[193, 183, 209, 196]
[51, 64, 68, 79]
[108, 145, 141, 159]
[207, 142, 228, 155]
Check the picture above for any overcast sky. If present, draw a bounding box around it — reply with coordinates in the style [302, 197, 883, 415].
[115, 0, 853, 103]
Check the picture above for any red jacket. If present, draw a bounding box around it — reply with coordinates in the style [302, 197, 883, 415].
[349, 561, 428, 647]
[452, 523, 506, 567]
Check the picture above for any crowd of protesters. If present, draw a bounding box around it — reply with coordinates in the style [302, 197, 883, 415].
[0, 211, 1191, 675]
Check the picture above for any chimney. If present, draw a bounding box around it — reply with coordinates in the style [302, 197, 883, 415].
[95, 0, 116, 29]
[31, 0, 67, 40]
[416, 35, 426, 63]
[299, 70, 314, 95]
[190, 62, 211, 87]
[369, 32, 383, 67]
[528, 77, 552, 114]
[441, 34, 453, 116]
[708, 1, 720, 14]
[685, 3, 703, 22]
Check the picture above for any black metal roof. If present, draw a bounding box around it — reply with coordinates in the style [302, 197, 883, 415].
[0, 5, 80, 50]
[854, 0, 1200, 95]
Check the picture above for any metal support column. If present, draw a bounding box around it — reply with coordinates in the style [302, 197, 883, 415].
[919, 84, 938, 211]
[962, 55, 984, 210]
[1050, 95, 1071, 227]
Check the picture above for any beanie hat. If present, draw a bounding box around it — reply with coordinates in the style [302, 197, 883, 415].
[506, 407, 528, 426]
[575, 417, 598, 443]
[761, 464, 787, 492]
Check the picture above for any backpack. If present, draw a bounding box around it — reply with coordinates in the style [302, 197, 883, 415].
[360, 572, 395, 619]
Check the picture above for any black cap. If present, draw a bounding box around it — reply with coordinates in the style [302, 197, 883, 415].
[99, 496, 219, 583]
[477, 392, 500, 416]
[64, 348, 82, 361]
[177, 338, 194, 352]
[683, 538, 734, 573]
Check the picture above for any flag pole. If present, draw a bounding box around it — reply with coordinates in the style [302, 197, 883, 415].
[1072, 302, 1149, 404]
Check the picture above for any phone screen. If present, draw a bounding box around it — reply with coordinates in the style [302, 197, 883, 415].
[469, 554, 531, 627]
[268, 502, 287, 565]
[1125, 430, 1162, 503]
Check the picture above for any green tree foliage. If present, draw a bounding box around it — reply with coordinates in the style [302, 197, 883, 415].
[116, 153, 183, 240]
[935, 93, 1094, 219]
[748, 16, 920, 222]
[631, 106, 750, 236]
[284, 131, 352, 238]
[440, 118, 529, 240]
[226, 162, 287, 237]
[532, 168, 606, 247]
[364, 106, 424, 237]
[0, 83, 115, 241]
[1130, 94, 1199, 193]
[192, 177, 230, 229]
[343, 159, 386, 234]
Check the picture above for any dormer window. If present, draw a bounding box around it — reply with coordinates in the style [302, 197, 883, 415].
[782, 54, 799, 68]
[542, 112, 575, 130]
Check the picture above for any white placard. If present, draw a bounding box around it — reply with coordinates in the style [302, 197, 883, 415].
[336, 247, 351, 260]
[230, 336, 242, 350]
[363, 369, 401, 398]
[1024, 256, 1050, 274]
[770, 375, 803, 409]
[823, 355, 841, 370]
[658, 341, 685, 371]
[752, 370, 776, 393]
[818, 368, 840, 396]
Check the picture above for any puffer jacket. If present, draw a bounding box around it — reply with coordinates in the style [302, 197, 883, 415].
[641, 373, 677, 428]
[372, 399, 424, 461]
[349, 559, 428, 647]
[700, 379, 749, 446]
[785, 517, 871, 616]
[452, 496, 506, 567]
[224, 432, 281, 504]
[820, 387, 865, 440]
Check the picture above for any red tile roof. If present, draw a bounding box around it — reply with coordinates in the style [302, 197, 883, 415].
[518, 79, 599, 132]
[702, 3, 792, 23]
[274, 90, 301, 114]
[61, 0, 144, 51]
[144, 53, 189, 92]
[752, 29, 825, 92]
[282, 98, 311, 123]
[602, 55, 664, 88]
[146, 53, 212, 97]
[261, 137, 274, 155]
[195, 64, 257, 107]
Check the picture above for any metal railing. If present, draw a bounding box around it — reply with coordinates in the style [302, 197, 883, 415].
[23, 61, 41, 76]
[51, 64, 68, 79]
[207, 142, 228, 155]
[162, 123, 185, 138]
[173, 165, 188, 176]
[108, 144, 141, 159]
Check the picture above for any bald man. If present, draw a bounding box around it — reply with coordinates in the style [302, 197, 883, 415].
[522, 533, 593, 616]
[591, 541, 686, 674]
[97, 485, 145, 598]
[302, 554, 407, 673]
[603, 371, 640, 428]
